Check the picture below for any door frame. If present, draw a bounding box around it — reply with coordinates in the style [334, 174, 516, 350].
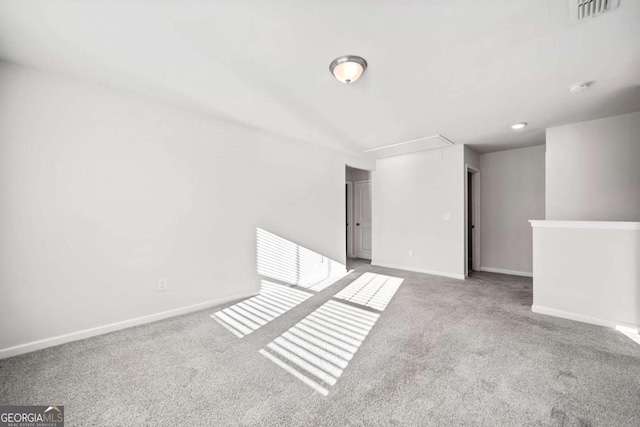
[354, 179, 372, 260]
[465, 165, 481, 277]
[345, 181, 355, 258]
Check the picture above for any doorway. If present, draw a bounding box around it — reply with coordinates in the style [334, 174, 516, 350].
[468, 171, 473, 271]
[354, 180, 372, 259]
[465, 165, 480, 276]
[346, 166, 372, 261]
[345, 181, 353, 258]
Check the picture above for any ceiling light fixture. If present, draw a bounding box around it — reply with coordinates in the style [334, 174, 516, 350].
[568, 81, 592, 93]
[511, 122, 527, 130]
[329, 55, 367, 84]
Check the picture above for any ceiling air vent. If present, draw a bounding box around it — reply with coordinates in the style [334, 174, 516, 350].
[571, 0, 620, 23]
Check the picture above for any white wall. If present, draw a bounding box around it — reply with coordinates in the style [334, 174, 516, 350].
[0, 62, 374, 355]
[372, 145, 466, 279]
[546, 112, 640, 221]
[479, 146, 545, 275]
[531, 221, 640, 329]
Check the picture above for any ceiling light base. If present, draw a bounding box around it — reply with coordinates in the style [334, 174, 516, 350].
[569, 82, 592, 93]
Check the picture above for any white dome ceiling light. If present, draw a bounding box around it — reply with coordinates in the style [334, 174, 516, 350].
[329, 55, 367, 84]
[511, 122, 528, 130]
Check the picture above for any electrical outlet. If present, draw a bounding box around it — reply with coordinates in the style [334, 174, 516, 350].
[409, 249, 414, 256]
[157, 279, 167, 292]
[443, 213, 451, 220]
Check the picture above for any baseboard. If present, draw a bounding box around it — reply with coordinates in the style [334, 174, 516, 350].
[371, 262, 465, 280]
[531, 305, 639, 330]
[0, 291, 258, 360]
[480, 267, 533, 277]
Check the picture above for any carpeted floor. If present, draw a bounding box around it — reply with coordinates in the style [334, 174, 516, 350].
[1, 261, 639, 426]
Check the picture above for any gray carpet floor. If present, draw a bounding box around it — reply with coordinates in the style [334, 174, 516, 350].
[2, 260, 639, 426]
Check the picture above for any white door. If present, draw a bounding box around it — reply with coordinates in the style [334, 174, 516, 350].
[355, 180, 372, 259]
[346, 182, 355, 258]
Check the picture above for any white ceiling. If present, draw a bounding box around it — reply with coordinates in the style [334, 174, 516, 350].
[0, 0, 638, 154]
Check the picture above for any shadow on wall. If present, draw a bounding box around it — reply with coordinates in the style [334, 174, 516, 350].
[257, 228, 347, 292]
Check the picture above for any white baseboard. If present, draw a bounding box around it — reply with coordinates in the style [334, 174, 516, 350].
[480, 266, 533, 277]
[371, 262, 465, 280]
[531, 305, 639, 330]
[0, 291, 258, 360]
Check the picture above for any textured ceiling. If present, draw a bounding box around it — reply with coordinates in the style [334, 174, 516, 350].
[0, 0, 638, 154]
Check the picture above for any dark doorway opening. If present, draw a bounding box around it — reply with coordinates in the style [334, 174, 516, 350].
[468, 171, 474, 272]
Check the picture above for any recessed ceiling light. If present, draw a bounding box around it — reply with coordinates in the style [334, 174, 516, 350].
[568, 81, 592, 93]
[329, 55, 367, 84]
[511, 122, 527, 130]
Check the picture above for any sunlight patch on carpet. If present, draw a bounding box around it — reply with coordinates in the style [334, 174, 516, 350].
[212, 281, 312, 338]
[260, 299, 380, 396]
[334, 272, 403, 311]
